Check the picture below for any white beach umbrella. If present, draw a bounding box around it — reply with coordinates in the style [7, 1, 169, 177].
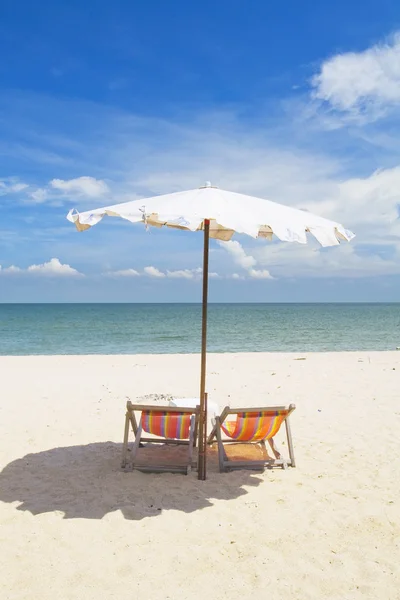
[67, 182, 355, 479]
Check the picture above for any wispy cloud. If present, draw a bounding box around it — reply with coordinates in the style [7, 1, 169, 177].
[0, 175, 109, 205]
[0, 179, 29, 196]
[166, 268, 198, 279]
[50, 176, 109, 198]
[0, 265, 22, 274]
[104, 268, 140, 277]
[28, 188, 49, 204]
[102, 265, 222, 280]
[1, 75, 400, 286]
[253, 239, 400, 278]
[144, 266, 207, 279]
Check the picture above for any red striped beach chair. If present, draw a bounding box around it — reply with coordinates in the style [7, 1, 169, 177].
[121, 401, 199, 474]
[208, 404, 296, 472]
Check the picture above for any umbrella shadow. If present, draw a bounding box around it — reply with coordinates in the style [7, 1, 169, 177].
[0, 442, 264, 520]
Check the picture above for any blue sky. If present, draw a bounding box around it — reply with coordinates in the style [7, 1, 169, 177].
[1, 0, 400, 302]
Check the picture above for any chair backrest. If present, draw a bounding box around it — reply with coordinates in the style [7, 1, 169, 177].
[221, 408, 291, 442]
[141, 410, 193, 439]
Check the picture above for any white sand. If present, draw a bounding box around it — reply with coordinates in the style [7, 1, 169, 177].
[0, 352, 399, 599]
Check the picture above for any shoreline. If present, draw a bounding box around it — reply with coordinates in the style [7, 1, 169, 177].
[1, 349, 399, 358]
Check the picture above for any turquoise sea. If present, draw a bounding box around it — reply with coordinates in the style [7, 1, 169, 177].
[0, 303, 399, 355]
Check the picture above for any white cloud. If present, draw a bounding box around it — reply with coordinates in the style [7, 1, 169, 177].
[144, 266, 166, 278]
[104, 268, 140, 277]
[27, 258, 83, 277]
[218, 240, 272, 279]
[311, 32, 400, 118]
[220, 240, 256, 269]
[298, 165, 400, 240]
[0, 258, 83, 277]
[248, 268, 273, 280]
[50, 176, 109, 197]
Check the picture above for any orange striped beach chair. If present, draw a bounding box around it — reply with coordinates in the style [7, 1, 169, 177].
[121, 401, 199, 474]
[208, 404, 296, 472]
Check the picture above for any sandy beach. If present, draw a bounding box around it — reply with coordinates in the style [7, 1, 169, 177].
[0, 352, 399, 599]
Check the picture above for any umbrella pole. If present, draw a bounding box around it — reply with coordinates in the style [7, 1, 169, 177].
[198, 219, 210, 480]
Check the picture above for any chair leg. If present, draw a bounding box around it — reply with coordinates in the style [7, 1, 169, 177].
[187, 415, 196, 474]
[285, 417, 296, 467]
[129, 411, 138, 436]
[207, 423, 217, 445]
[268, 437, 289, 469]
[215, 418, 228, 472]
[121, 413, 131, 468]
[126, 418, 143, 471]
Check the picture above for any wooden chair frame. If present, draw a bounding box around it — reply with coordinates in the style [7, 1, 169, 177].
[121, 401, 200, 475]
[207, 404, 296, 472]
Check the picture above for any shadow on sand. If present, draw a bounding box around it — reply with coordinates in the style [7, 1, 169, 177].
[0, 442, 264, 520]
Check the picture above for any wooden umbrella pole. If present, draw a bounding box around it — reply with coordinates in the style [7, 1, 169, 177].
[198, 219, 210, 480]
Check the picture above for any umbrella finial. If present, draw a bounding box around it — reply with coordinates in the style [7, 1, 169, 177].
[199, 181, 217, 189]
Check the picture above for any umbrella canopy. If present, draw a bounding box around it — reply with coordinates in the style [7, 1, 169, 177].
[67, 182, 354, 246]
[67, 182, 355, 480]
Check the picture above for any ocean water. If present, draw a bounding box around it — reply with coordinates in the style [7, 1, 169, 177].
[0, 303, 399, 355]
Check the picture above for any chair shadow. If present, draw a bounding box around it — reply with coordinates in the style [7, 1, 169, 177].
[0, 442, 264, 521]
